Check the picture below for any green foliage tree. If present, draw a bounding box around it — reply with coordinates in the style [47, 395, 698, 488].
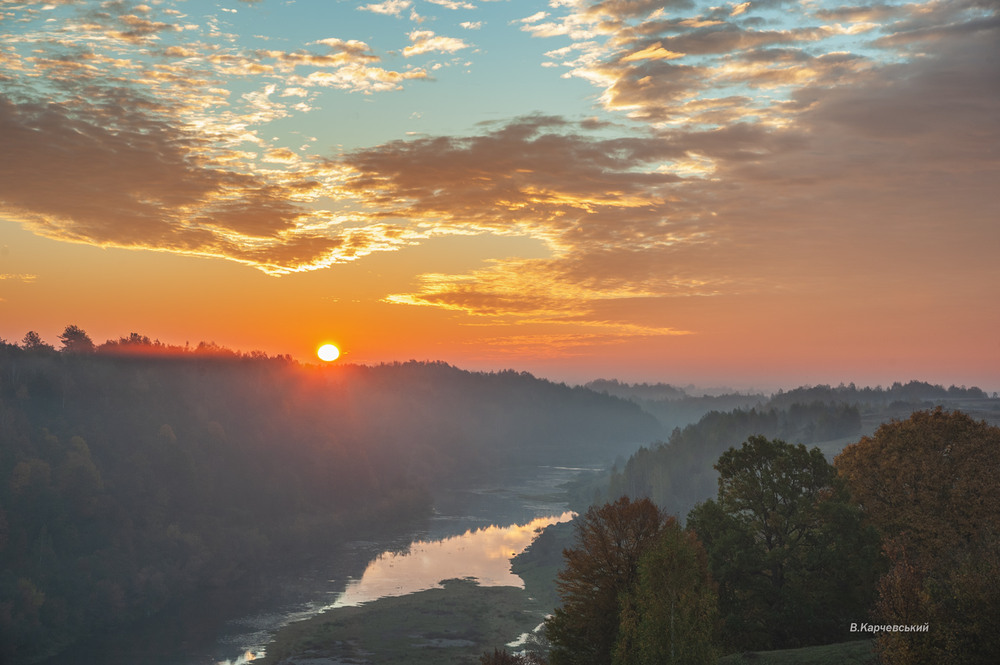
[835, 408, 1000, 664]
[545, 497, 670, 665]
[57, 325, 94, 353]
[688, 435, 880, 651]
[614, 520, 718, 665]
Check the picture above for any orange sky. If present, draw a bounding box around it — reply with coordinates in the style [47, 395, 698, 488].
[1, 0, 997, 391]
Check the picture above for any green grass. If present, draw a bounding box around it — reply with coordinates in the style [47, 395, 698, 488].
[258, 578, 547, 665]
[717, 639, 875, 665]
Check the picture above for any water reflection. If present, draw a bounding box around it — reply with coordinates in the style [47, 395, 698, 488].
[332, 511, 575, 607]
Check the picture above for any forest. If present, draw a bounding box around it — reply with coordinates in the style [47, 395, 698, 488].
[0, 330, 659, 662]
[523, 407, 1000, 665]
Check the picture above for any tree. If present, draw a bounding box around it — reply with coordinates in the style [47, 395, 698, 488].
[688, 435, 880, 650]
[545, 497, 670, 665]
[58, 324, 94, 353]
[20, 331, 53, 351]
[835, 408, 1000, 565]
[614, 520, 718, 665]
[835, 409, 1000, 664]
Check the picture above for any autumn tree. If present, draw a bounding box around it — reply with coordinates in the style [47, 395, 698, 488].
[688, 435, 881, 650]
[835, 408, 1000, 664]
[545, 496, 670, 665]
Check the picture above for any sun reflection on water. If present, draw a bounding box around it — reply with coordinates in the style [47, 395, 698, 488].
[332, 511, 575, 607]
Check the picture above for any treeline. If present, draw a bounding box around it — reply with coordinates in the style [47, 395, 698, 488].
[0, 333, 660, 662]
[768, 380, 993, 408]
[585, 379, 765, 429]
[607, 401, 862, 518]
[586, 378, 995, 432]
[15, 326, 287, 360]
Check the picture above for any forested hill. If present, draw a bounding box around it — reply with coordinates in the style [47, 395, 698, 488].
[586, 378, 997, 431]
[0, 346, 660, 662]
[602, 383, 1000, 522]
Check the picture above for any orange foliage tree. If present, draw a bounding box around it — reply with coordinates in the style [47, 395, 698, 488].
[835, 408, 1000, 664]
[545, 497, 671, 665]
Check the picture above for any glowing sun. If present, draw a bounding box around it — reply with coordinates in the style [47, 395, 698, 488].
[317, 343, 340, 362]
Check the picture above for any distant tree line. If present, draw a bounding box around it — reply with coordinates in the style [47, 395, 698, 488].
[585, 378, 995, 432]
[768, 381, 992, 406]
[7, 326, 291, 360]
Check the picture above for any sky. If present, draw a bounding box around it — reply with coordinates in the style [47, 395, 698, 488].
[0, 0, 997, 391]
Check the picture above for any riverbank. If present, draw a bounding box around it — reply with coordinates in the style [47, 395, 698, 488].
[258, 578, 545, 665]
[257, 509, 578, 664]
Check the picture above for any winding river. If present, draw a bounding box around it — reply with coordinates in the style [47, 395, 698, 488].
[40, 465, 591, 665]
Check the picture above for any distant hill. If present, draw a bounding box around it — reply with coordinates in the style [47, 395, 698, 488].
[584, 379, 767, 430]
[600, 381, 1000, 520]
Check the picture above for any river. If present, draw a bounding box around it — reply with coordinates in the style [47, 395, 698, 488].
[40, 465, 593, 665]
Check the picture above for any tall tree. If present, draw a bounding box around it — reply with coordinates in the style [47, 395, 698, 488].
[836, 409, 1000, 664]
[545, 497, 669, 665]
[688, 435, 880, 650]
[614, 520, 718, 665]
[58, 324, 95, 353]
[20, 330, 53, 351]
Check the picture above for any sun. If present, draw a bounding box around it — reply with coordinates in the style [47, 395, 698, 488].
[317, 343, 340, 362]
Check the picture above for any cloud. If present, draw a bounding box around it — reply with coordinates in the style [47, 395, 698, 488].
[619, 42, 685, 62]
[2, 0, 996, 340]
[0, 88, 419, 274]
[425, 0, 477, 9]
[0, 1, 447, 273]
[358, 0, 412, 16]
[403, 30, 471, 56]
[331, 0, 1000, 324]
[332, 115, 732, 321]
